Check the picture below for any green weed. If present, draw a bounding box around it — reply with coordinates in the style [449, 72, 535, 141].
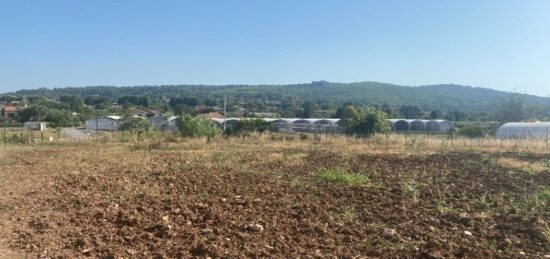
[316, 168, 368, 186]
[543, 223, 550, 243]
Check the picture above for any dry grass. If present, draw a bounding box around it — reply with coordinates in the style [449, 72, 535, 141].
[3, 131, 550, 164]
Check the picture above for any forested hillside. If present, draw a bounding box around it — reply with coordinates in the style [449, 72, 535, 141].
[5, 81, 548, 112]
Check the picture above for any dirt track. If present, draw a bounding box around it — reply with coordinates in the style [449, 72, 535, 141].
[0, 143, 549, 258]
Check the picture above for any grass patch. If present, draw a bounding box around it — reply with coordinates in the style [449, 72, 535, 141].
[544, 223, 550, 243]
[401, 172, 420, 203]
[532, 186, 550, 208]
[316, 168, 368, 186]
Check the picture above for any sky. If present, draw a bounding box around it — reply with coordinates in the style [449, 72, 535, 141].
[0, 0, 549, 96]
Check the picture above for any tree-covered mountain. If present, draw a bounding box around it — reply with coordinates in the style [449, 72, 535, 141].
[3, 81, 549, 112]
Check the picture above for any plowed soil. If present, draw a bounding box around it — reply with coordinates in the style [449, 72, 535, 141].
[0, 142, 549, 258]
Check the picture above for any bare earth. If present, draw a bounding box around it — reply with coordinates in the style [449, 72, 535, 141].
[0, 140, 549, 258]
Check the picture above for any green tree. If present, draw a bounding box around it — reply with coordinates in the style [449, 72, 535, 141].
[429, 109, 442, 119]
[44, 110, 72, 127]
[399, 105, 421, 119]
[340, 106, 390, 137]
[119, 117, 153, 132]
[176, 115, 220, 138]
[298, 101, 317, 118]
[226, 118, 272, 135]
[17, 105, 48, 122]
[494, 96, 524, 122]
[173, 104, 196, 116]
[60, 95, 86, 112]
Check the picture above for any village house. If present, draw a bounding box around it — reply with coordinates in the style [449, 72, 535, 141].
[85, 116, 122, 131]
[1, 105, 17, 119]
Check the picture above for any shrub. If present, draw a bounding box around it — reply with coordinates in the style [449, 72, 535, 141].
[119, 117, 153, 132]
[457, 124, 486, 138]
[176, 115, 220, 138]
[225, 118, 272, 136]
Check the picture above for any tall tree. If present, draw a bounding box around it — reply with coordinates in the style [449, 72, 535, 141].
[399, 105, 421, 119]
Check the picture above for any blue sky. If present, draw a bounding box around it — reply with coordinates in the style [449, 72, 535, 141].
[1, 0, 549, 96]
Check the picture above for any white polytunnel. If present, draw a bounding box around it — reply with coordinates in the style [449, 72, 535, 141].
[208, 117, 451, 133]
[410, 120, 427, 131]
[495, 122, 550, 139]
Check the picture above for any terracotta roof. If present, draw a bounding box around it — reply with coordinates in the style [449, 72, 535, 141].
[206, 112, 223, 119]
[2, 106, 17, 112]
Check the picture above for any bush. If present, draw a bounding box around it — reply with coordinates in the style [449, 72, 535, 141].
[457, 124, 486, 138]
[225, 118, 272, 136]
[119, 117, 153, 132]
[176, 115, 220, 138]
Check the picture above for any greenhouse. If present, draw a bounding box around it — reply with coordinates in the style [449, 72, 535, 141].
[388, 119, 451, 132]
[495, 122, 550, 139]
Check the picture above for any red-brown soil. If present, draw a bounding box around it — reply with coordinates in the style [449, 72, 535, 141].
[0, 145, 549, 258]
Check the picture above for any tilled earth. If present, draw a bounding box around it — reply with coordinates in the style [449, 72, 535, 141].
[0, 144, 549, 258]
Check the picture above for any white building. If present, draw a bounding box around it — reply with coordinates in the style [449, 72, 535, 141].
[24, 122, 47, 131]
[85, 116, 122, 131]
[167, 116, 179, 131]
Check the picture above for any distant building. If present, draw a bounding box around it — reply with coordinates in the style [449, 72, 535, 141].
[131, 109, 162, 117]
[167, 116, 179, 131]
[1, 105, 17, 119]
[85, 116, 122, 131]
[148, 115, 168, 130]
[24, 122, 47, 131]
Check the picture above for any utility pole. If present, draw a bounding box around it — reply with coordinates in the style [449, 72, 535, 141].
[223, 93, 227, 131]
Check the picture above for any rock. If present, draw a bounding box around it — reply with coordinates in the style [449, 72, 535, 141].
[162, 216, 169, 222]
[429, 226, 435, 232]
[201, 228, 213, 234]
[246, 223, 264, 233]
[504, 238, 512, 246]
[519, 251, 526, 256]
[382, 228, 397, 238]
[543, 255, 550, 258]
[463, 231, 472, 236]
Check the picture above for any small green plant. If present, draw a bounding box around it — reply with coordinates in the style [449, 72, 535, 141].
[521, 164, 538, 176]
[401, 173, 420, 203]
[532, 186, 550, 208]
[543, 160, 550, 171]
[436, 203, 457, 214]
[290, 178, 303, 189]
[478, 193, 489, 208]
[543, 223, 550, 243]
[316, 168, 367, 186]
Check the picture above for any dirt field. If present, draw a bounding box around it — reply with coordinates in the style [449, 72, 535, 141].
[0, 136, 549, 258]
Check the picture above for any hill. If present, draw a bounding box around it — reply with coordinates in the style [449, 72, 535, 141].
[3, 81, 549, 112]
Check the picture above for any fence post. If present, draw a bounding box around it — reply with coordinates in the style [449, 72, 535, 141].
[546, 127, 549, 151]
